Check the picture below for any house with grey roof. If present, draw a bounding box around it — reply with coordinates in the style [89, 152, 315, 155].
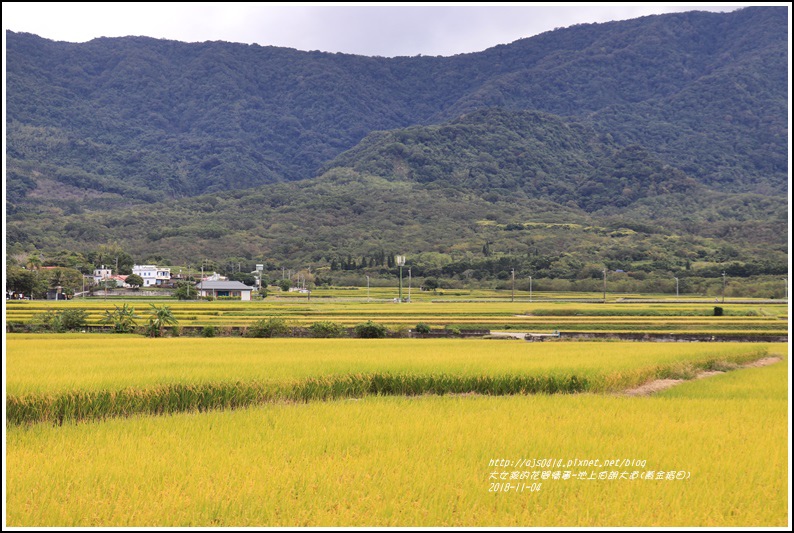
[195, 280, 255, 301]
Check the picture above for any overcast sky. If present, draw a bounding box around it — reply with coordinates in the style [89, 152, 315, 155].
[2, 2, 758, 58]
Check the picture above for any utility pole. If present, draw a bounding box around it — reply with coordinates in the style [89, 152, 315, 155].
[396, 256, 405, 303]
[603, 268, 607, 303]
[408, 267, 412, 303]
[674, 276, 679, 298]
[529, 276, 532, 303]
[366, 275, 370, 302]
[721, 272, 726, 303]
[511, 269, 515, 302]
[399, 263, 403, 303]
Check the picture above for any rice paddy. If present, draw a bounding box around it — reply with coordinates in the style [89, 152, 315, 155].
[6, 336, 775, 426]
[4, 297, 790, 526]
[5, 297, 788, 335]
[6, 355, 788, 526]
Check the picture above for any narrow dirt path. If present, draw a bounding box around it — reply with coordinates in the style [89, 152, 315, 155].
[620, 356, 782, 397]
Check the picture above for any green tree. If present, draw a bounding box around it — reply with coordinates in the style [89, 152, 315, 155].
[278, 279, 291, 292]
[125, 273, 144, 289]
[173, 281, 198, 300]
[422, 278, 439, 293]
[145, 304, 178, 337]
[6, 267, 37, 296]
[89, 243, 134, 275]
[49, 269, 66, 290]
[46, 250, 92, 271]
[43, 267, 83, 297]
[25, 255, 42, 270]
[229, 272, 256, 286]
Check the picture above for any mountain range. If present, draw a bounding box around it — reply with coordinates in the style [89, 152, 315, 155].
[5, 6, 789, 285]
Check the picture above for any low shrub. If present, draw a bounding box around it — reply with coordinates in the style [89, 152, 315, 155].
[444, 325, 462, 336]
[354, 321, 388, 338]
[247, 317, 290, 338]
[309, 321, 347, 338]
[35, 309, 88, 332]
[392, 325, 411, 338]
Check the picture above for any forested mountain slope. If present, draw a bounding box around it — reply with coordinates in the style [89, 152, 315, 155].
[5, 7, 788, 284]
[8, 110, 787, 278]
[6, 6, 788, 211]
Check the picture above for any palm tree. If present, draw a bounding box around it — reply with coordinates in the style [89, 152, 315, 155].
[49, 269, 66, 299]
[49, 269, 66, 289]
[146, 304, 178, 337]
[26, 254, 42, 270]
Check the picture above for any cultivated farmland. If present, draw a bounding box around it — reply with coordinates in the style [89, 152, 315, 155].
[6, 348, 788, 526]
[5, 297, 788, 336]
[4, 297, 789, 526]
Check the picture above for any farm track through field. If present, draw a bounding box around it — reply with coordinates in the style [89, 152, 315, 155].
[619, 356, 783, 396]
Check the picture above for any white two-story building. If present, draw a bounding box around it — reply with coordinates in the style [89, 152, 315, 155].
[92, 265, 113, 284]
[132, 265, 172, 287]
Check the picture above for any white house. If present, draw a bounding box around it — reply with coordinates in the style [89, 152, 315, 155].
[132, 265, 172, 287]
[196, 281, 254, 301]
[93, 265, 113, 284]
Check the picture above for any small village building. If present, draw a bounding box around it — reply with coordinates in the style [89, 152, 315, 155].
[133, 265, 172, 287]
[109, 275, 130, 288]
[93, 265, 113, 284]
[196, 281, 254, 301]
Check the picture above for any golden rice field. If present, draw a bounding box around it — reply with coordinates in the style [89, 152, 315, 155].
[6, 349, 789, 526]
[6, 336, 773, 397]
[5, 298, 788, 334]
[5, 295, 790, 526]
